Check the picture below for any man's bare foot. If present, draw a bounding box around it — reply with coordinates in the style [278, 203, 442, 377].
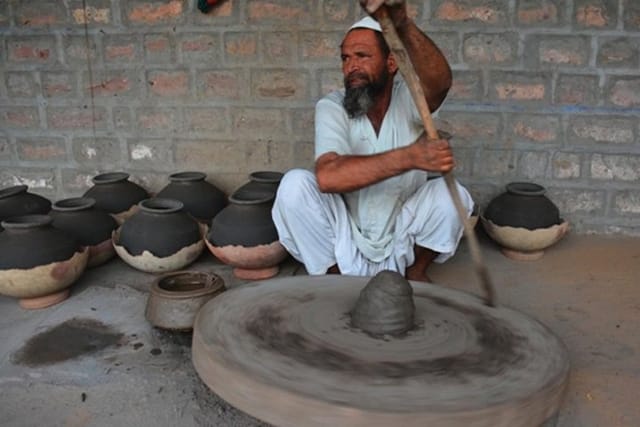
[405, 268, 432, 283]
[327, 264, 341, 274]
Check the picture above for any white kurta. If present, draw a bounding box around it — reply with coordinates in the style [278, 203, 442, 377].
[272, 76, 474, 276]
[314, 76, 428, 262]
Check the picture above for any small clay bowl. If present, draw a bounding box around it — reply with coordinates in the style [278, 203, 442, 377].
[145, 270, 225, 331]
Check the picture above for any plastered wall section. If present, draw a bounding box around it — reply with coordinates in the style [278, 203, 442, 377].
[0, 0, 638, 235]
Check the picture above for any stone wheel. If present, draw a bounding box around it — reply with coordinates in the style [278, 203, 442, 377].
[192, 276, 569, 427]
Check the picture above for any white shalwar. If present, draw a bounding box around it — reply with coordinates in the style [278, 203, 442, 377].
[272, 76, 474, 276]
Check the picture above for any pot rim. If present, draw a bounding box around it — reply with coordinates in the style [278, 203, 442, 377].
[168, 171, 207, 183]
[506, 182, 546, 197]
[0, 185, 28, 199]
[1, 214, 52, 229]
[92, 172, 130, 185]
[228, 191, 274, 205]
[138, 198, 184, 213]
[248, 171, 284, 184]
[52, 197, 96, 212]
[150, 270, 225, 299]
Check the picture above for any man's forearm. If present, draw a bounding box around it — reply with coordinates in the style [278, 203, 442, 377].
[315, 147, 413, 193]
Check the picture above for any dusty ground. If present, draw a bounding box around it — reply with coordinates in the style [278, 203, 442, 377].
[0, 232, 638, 427]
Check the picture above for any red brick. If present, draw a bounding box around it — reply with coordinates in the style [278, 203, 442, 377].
[15, 3, 66, 26]
[85, 71, 137, 97]
[232, 108, 288, 139]
[591, 154, 640, 181]
[598, 37, 639, 68]
[127, 139, 174, 170]
[72, 137, 121, 164]
[144, 34, 173, 62]
[322, 0, 352, 22]
[42, 72, 77, 98]
[301, 32, 343, 61]
[136, 108, 178, 132]
[263, 32, 297, 64]
[126, 0, 185, 25]
[429, 32, 460, 65]
[0, 169, 56, 193]
[0, 107, 39, 128]
[197, 69, 246, 100]
[147, 70, 189, 96]
[448, 71, 483, 100]
[184, 107, 228, 133]
[246, 140, 292, 172]
[16, 138, 67, 161]
[517, 0, 562, 25]
[508, 114, 561, 143]
[608, 78, 640, 107]
[252, 69, 309, 100]
[181, 34, 220, 62]
[463, 33, 517, 65]
[527, 36, 590, 67]
[224, 33, 258, 62]
[319, 70, 343, 96]
[434, 0, 508, 25]
[6, 72, 39, 97]
[553, 152, 582, 179]
[0, 138, 11, 160]
[575, 0, 617, 28]
[63, 35, 98, 65]
[569, 116, 636, 144]
[174, 139, 246, 173]
[555, 74, 599, 105]
[104, 35, 140, 62]
[437, 112, 501, 142]
[48, 107, 108, 130]
[624, 0, 640, 30]
[247, 0, 311, 22]
[7, 37, 55, 64]
[614, 191, 640, 215]
[491, 72, 549, 102]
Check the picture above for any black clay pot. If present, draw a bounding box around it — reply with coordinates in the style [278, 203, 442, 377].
[50, 197, 118, 267]
[156, 172, 227, 223]
[0, 215, 81, 269]
[118, 198, 202, 258]
[83, 172, 149, 220]
[232, 171, 283, 201]
[0, 185, 51, 223]
[208, 192, 278, 247]
[483, 182, 561, 230]
[0, 215, 88, 308]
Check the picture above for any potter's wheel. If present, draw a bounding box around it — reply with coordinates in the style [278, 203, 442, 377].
[192, 275, 569, 427]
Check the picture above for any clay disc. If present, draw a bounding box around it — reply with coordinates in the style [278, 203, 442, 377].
[192, 276, 569, 427]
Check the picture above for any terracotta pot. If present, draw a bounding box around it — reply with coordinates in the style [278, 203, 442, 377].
[145, 270, 225, 331]
[50, 197, 118, 268]
[207, 192, 287, 279]
[0, 185, 51, 228]
[156, 171, 227, 223]
[113, 198, 205, 273]
[233, 171, 283, 201]
[0, 215, 89, 309]
[83, 172, 149, 224]
[483, 182, 561, 230]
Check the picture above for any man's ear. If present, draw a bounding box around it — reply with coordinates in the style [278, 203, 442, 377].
[387, 52, 398, 74]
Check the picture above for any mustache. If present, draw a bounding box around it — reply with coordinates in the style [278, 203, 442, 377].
[344, 72, 370, 88]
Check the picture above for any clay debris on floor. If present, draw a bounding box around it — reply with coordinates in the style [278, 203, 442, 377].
[0, 233, 638, 427]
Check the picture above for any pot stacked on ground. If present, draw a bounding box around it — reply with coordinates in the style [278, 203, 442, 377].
[0, 185, 51, 230]
[206, 171, 287, 280]
[113, 198, 205, 273]
[156, 171, 227, 223]
[481, 182, 569, 261]
[83, 172, 149, 224]
[0, 215, 89, 309]
[50, 197, 118, 268]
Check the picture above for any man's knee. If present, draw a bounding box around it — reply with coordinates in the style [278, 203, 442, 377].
[275, 169, 318, 208]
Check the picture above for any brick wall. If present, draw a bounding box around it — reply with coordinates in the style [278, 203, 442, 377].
[0, 0, 638, 235]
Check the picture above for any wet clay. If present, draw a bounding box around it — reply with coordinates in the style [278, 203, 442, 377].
[12, 318, 123, 367]
[350, 270, 415, 336]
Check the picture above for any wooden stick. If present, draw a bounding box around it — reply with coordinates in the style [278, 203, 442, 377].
[375, 8, 496, 307]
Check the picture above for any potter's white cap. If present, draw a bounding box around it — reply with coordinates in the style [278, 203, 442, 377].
[348, 16, 382, 33]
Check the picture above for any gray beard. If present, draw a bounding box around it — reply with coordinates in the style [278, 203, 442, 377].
[343, 85, 375, 118]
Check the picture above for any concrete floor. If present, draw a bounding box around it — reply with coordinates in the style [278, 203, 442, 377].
[0, 231, 638, 427]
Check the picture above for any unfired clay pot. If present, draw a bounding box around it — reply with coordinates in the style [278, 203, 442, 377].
[482, 182, 568, 261]
[0, 215, 89, 309]
[233, 171, 284, 201]
[50, 197, 118, 268]
[206, 192, 287, 280]
[0, 185, 51, 230]
[113, 198, 205, 273]
[83, 172, 149, 224]
[145, 270, 225, 331]
[156, 171, 227, 223]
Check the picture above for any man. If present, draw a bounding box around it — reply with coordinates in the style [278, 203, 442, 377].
[272, 0, 474, 281]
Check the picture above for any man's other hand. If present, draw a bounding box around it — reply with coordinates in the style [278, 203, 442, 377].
[409, 133, 455, 174]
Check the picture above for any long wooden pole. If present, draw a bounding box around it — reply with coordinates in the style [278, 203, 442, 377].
[375, 8, 496, 307]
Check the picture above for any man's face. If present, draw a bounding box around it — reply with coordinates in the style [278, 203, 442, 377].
[340, 29, 390, 118]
